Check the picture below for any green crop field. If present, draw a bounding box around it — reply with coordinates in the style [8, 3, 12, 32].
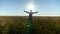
[0, 16, 60, 34]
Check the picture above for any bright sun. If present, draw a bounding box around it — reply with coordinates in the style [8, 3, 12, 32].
[27, 4, 35, 10]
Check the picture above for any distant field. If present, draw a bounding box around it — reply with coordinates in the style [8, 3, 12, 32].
[0, 16, 60, 34]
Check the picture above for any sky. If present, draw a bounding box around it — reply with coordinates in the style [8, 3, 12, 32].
[0, 0, 60, 16]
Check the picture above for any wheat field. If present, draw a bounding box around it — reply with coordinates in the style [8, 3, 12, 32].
[0, 16, 59, 34]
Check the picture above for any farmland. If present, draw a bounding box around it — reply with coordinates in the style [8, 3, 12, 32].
[0, 16, 60, 34]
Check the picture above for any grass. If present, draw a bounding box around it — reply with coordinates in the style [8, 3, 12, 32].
[0, 16, 59, 34]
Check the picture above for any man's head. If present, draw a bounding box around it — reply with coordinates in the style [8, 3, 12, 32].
[30, 10, 32, 12]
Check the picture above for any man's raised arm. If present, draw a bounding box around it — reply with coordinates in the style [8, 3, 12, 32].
[24, 10, 29, 13]
[32, 11, 38, 14]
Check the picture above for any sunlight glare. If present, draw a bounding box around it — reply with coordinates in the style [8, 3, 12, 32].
[27, 4, 35, 10]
